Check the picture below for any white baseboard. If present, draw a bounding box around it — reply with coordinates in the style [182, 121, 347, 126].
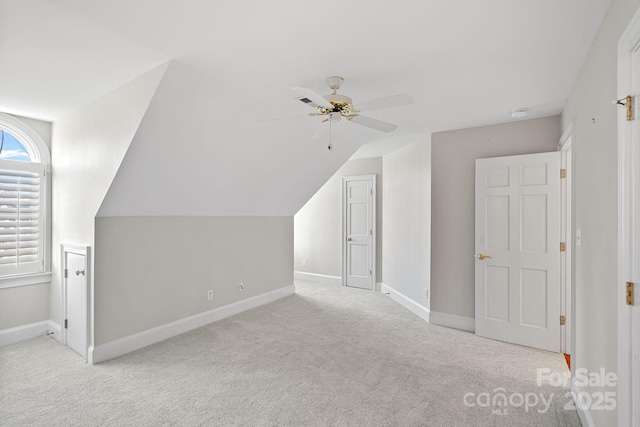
[379, 284, 475, 333]
[430, 311, 475, 332]
[376, 282, 382, 292]
[572, 377, 595, 427]
[88, 284, 295, 365]
[294, 271, 342, 285]
[0, 320, 54, 346]
[380, 283, 430, 323]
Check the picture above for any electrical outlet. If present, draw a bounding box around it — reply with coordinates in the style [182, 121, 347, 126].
[207, 290, 213, 301]
[423, 288, 429, 299]
[239, 282, 245, 291]
[302, 259, 307, 267]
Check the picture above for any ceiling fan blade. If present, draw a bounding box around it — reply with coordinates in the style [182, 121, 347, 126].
[291, 87, 334, 110]
[350, 115, 398, 133]
[355, 94, 414, 112]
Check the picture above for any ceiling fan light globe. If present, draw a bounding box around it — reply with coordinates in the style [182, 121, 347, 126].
[328, 112, 341, 122]
[326, 76, 344, 91]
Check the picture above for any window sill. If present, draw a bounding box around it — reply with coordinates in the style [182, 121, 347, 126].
[0, 272, 52, 290]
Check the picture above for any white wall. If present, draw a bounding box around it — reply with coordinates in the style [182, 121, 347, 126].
[430, 116, 561, 319]
[382, 137, 431, 307]
[94, 216, 293, 345]
[294, 157, 383, 282]
[97, 61, 365, 217]
[561, 0, 640, 425]
[16, 116, 52, 152]
[0, 115, 51, 331]
[51, 63, 167, 342]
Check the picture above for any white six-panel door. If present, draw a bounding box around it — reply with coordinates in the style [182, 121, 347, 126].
[475, 152, 562, 352]
[343, 175, 375, 290]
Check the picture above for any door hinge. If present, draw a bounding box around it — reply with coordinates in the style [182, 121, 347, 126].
[560, 242, 566, 252]
[370, 189, 373, 195]
[64, 319, 68, 329]
[560, 315, 566, 326]
[615, 95, 633, 121]
[560, 169, 566, 179]
[370, 229, 372, 235]
[64, 269, 68, 278]
[369, 269, 372, 275]
[626, 282, 635, 306]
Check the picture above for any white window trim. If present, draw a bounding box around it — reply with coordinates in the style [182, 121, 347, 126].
[0, 113, 51, 288]
[0, 272, 52, 289]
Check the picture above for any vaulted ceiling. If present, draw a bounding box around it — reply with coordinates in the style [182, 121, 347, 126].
[0, 0, 612, 215]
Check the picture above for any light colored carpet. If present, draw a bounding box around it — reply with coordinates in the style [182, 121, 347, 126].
[0, 281, 580, 426]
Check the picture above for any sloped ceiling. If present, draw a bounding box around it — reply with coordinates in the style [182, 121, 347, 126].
[1, 0, 612, 215]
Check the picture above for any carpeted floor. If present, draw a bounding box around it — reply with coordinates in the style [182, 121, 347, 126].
[0, 281, 581, 426]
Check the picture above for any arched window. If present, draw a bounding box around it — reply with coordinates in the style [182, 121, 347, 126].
[0, 131, 32, 162]
[0, 114, 50, 282]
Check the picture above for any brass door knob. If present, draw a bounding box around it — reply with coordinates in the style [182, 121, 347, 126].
[347, 237, 352, 241]
[475, 253, 492, 260]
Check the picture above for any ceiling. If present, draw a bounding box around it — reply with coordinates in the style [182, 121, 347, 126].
[0, 0, 613, 214]
[3, 1, 611, 126]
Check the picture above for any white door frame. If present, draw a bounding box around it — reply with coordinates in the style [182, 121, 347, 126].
[618, 9, 640, 426]
[60, 243, 91, 361]
[342, 174, 376, 290]
[558, 126, 573, 355]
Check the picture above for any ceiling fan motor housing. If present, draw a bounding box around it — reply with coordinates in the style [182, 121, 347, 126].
[323, 93, 355, 116]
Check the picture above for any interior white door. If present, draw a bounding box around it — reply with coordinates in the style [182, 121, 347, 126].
[618, 15, 640, 425]
[343, 175, 375, 290]
[65, 251, 88, 359]
[475, 152, 562, 352]
[630, 34, 640, 427]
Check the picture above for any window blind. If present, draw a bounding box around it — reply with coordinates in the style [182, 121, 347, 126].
[0, 160, 44, 275]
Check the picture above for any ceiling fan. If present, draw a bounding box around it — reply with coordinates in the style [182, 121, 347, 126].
[291, 76, 413, 149]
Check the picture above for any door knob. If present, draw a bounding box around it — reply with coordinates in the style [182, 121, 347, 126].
[475, 253, 492, 260]
[76, 269, 85, 276]
[347, 237, 352, 241]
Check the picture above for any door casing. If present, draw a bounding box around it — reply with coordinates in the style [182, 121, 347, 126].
[558, 128, 573, 355]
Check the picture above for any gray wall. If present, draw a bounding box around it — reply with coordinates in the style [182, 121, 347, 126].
[294, 157, 383, 282]
[382, 136, 431, 307]
[430, 116, 561, 318]
[49, 60, 296, 351]
[94, 216, 293, 345]
[561, 1, 640, 425]
[0, 283, 50, 330]
[0, 114, 51, 331]
[51, 64, 167, 342]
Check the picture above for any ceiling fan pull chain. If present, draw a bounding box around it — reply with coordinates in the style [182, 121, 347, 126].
[328, 115, 333, 151]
